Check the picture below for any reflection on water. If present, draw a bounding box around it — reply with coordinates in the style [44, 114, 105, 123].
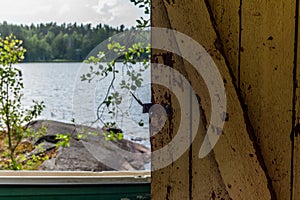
[18, 62, 150, 147]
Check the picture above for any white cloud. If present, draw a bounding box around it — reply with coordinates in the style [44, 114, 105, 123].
[0, 0, 147, 27]
[93, 0, 146, 27]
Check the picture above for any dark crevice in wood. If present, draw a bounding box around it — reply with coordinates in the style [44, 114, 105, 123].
[166, 185, 171, 200]
[160, 0, 173, 28]
[290, 0, 299, 199]
[238, 0, 243, 89]
[204, 0, 277, 199]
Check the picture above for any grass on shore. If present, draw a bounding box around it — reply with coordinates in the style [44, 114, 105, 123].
[0, 131, 57, 170]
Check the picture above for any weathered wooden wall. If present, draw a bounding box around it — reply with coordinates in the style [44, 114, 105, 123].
[209, 0, 296, 199]
[295, 1, 300, 198]
[151, 0, 300, 199]
[240, 2, 295, 199]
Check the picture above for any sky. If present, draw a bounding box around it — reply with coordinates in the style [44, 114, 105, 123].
[0, 0, 147, 28]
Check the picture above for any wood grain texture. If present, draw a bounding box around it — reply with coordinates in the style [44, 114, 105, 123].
[151, 1, 230, 199]
[151, 1, 190, 199]
[240, 1, 295, 199]
[294, 1, 300, 198]
[151, 0, 300, 199]
[293, 138, 300, 200]
[192, 118, 231, 200]
[207, 0, 240, 86]
[152, 0, 273, 199]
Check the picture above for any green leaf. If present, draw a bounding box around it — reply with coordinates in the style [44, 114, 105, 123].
[117, 133, 124, 140]
[138, 120, 144, 127]
[131, 85, 137, 90]
[135, 80, 142, 87]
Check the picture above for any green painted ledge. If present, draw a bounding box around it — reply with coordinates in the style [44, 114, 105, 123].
[0, 171, 151, 200]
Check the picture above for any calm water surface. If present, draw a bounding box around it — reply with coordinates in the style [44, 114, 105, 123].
[18, 62, 151, 147]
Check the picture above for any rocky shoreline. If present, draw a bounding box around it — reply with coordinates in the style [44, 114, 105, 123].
[27, 120, 150, 171]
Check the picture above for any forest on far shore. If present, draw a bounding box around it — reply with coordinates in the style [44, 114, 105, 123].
[0, 21, 127, 62]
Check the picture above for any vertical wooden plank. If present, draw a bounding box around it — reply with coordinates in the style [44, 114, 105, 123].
[191, 120, 231, 199]
[150, 62, 190, 200]
[151, 1, 230, 199]
[151, 1, 231, 199]
[294, 136, 300, 200]
[240, 1, 295, 199]
[294, 129, 300, 199]
[207, 0, 240, 86]
[294, 1, 300, 198]
[151, 1, 190, 199]
[152, 0, 273, 199]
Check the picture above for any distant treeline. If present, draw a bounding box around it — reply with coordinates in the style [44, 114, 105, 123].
[0, 21, 127, 62]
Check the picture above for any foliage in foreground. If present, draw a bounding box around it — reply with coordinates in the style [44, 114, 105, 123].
[0, 35, 45, 170]
[81, 0, 150, 140]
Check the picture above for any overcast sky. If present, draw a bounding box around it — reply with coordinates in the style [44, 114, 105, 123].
[0, 0, 146, 28]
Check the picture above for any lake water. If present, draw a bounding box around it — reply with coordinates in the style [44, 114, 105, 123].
[18, 62, 151, 147]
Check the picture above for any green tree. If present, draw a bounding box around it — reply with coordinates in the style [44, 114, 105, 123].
[0, 35, 45, 169]
[52, 32, 67, 59]
[0, 21, 123, 62]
